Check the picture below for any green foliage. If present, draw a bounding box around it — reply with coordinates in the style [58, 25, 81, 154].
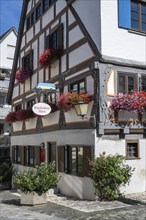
[90, 153, 135, 201]
[0, 162, 13, 182]
[13, 162, 59, 195]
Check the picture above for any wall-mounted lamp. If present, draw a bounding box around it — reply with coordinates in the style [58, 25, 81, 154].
[74, 102, 89, 119]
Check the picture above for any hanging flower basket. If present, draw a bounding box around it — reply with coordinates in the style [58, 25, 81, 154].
[57, 90, 91, 111]
[38, 48, 63, 69]
[15, 69, 33, 84]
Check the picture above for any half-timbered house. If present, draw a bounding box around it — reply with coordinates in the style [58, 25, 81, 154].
[7, 0, 146, 199]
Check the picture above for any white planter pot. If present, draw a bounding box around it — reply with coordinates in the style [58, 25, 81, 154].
[25, 117, 37, 130]
[42, 110, 60, 127]
[20, 192, 47, 206]
[12, 121, 23, 132]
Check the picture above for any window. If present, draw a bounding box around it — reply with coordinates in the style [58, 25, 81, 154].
[131, 0, 146, 32]
[58, 145, 92, 176]
[118, 73, 136, 94]
[126, 141, 139, 159]
[22, 50, 33, 71]
[0, 96, 5, 107]
[42, 0, 49, 12]
[15, 104, 21, 111]
[13, 146, 21, 163]
[141, 76, 146, 91]
[70, 79, 85, 92]
[26, 12, 35, 30]
[0, 124, 4, 134]
[26, 99, 35, 109]
[48, 142, 56, 163]
[36, 3, 41, 20]
[24, 146, 36, 166]
[45, 24, 63, 51]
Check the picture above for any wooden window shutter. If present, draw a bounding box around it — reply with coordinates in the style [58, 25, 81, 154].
[57, 24, 63, 51]
[36, 146, 41, 165]
[58, 146, 64, 172]
[45, 34, 50, 49]
[83, 146, 92, 177]
[11, 146, 15, 163]
[118, 0, 131, 29]
[20, 146, 25, 166]
[29, 50, 33, 70]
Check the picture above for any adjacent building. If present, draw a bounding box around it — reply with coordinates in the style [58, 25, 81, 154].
[0, 27, 17, 160]
[7, 0, 146, 199]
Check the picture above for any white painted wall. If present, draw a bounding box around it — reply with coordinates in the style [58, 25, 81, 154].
[73, 0, 101, 52]
[0, 30, 17, 69]
[100, 0, 146, 65]
[95, 138, 146, 194]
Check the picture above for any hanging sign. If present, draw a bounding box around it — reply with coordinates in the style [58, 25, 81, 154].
[32, 102, 51, 116]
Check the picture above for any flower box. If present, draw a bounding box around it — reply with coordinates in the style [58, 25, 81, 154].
[117, 111, 139, 122]
[42, 110, 60, 127]
[38, 48, 63, 69]
[12, 121, 23, 132]
[25, 117, 38, 130]
[20, 192, 47, 206]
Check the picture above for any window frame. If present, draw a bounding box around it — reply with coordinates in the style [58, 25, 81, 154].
[118, 73, 137, 94]
[131, 0, 146, 33]
[24, 146, 36, 167]
[125, 140, 140, 159]
[45, 24, 63, 51]
[70, 79, 86, 93]
[13, 146, 21, 164]
[22, 50, 33, 71]
[36, 3, 42, 21]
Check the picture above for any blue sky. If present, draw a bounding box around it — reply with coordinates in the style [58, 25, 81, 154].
[0, 0, 23, 35]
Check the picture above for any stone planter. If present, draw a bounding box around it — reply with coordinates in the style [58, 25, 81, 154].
[20, 192, 47, 206]
[0, 181, 11, 190]
[25, 117, 37, 130]
[12, 121, 23, 132]
[42, 110, 60, 127]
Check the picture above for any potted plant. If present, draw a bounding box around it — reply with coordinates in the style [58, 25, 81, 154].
[57, 90, 91, 111]
[13, 162, 59, 205]
[0, 162, 13, 190]
[5, 112, 17, 124]
[38, 48, 63, 69]
[15, 69, 33, 84]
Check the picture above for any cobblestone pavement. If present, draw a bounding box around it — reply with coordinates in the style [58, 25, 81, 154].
[0, 190, 146, 220]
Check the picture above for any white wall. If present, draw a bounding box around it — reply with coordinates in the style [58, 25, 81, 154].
[101, 0, 146, 65]
[95, 138, 146, 194]
[0, 30, 17, 69]
[73, 0, 101, 52]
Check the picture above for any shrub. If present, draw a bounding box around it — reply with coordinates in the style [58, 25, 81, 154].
[13, 162, 59, 195]
[0, 162, 13, 182]
[90, 153, 135, 201]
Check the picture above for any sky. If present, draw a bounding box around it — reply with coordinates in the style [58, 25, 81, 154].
[0, 0, 23, 36]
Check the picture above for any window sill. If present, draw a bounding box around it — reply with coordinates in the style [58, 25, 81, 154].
[125, 157, 141, 160]
[128, 29, 146, 36]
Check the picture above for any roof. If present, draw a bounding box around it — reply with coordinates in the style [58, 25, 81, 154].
[0, 27, 17, 43]
[7, 0, 28, 104]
